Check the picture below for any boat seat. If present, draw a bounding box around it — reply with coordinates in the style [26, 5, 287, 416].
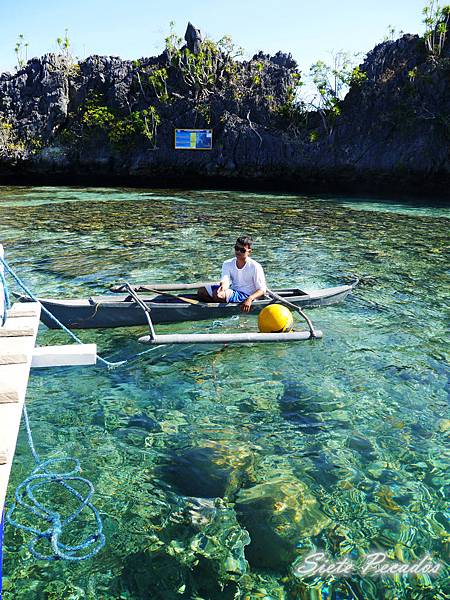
[275, 289, 306, 297]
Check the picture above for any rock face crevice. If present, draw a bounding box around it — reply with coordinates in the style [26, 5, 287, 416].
[0, 25, 449, 196]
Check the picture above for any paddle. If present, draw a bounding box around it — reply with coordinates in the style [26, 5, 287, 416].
[123, 285, 204, 306]
[110, 282, 215, 293]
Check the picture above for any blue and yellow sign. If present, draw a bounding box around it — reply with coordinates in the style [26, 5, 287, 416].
[175, 129, 213, 150]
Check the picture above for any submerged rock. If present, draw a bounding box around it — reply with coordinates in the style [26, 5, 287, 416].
[347, 434, 377, 461]
[127, 412, 160, 432]
[235, 475, 330, 570]
[91, 408, 105, 428]
[158, 446, 235, 499]
[278, 381, 326, 434]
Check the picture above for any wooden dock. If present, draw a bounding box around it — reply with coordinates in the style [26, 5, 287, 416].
[0, 302, 41, 514]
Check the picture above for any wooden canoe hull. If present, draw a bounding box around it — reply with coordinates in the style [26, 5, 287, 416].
[16, 284, 356, 330]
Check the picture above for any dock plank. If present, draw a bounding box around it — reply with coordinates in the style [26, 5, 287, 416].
[0, 302, 40, 513]
[0, 326, 35, 337]
[6, 304, 39, 318]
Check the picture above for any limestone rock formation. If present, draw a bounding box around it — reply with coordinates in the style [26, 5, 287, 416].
[0, 23, 449, 196]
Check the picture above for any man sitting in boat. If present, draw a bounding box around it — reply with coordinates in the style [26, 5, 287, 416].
[198, 235, 267, 312]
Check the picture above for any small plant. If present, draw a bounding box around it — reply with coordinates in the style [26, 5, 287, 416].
[422, 1, 450, 56]
[383, 25, 404, 42]
[164, 21, 184, 63]
[350, 65, 368, 86]
[251, 61, 264, 87]
[216, 34, 244, 62]
[14, 34, 28, 69]
[0, 117, 14, 152]
[0, 116, 26, 157]
[274, 72, 307, 136]
[56, 28, 71, 59]
[408, 66, 418, 81]
[195, 103, 211, 125]
[142, 106, 160, 146]
[308, 52, 367, 135]
[148, 67, 170, 102]
[81, 94, 115, 130]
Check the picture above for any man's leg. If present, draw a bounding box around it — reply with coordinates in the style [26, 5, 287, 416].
[212, 287, 228, 302]
[197, 286, 213, 301]
[197, 284, 227, 302]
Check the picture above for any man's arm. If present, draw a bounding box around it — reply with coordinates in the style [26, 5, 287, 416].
[241, 288, 266, 312]
[241, 263, 267, 312]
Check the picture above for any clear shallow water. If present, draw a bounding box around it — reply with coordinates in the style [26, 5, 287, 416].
[0, 187, 449, 599]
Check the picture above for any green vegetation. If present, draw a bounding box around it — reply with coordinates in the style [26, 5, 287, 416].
[14, 34, 28, 69]
[56, 28, 71, 59]
[308, 52, 367, 135]
[0, 117, 14, 153]
[77, 92, 160, 148]
[383, 24, 405, 42]
[0, 116, 26, 156]
[275, 71, 305, 130]
[408, 66, 418, 81]
[251, 61, 264, 86]
[195, 102, 211, 125]
[163, 22, 244, 100]
[81, 94, 115, 129]
[148, 67, 170, 103]
[422, 1, 450, 56]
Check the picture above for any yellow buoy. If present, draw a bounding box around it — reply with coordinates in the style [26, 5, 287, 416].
[258, 304, 293, 333]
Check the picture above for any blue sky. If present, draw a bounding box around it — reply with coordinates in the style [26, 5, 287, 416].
[1, 0, 428, 75]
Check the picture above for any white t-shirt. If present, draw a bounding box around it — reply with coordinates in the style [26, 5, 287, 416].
[220, 257, 267, 295]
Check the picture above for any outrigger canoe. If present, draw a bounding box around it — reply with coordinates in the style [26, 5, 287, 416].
[15, 280, 358, 330]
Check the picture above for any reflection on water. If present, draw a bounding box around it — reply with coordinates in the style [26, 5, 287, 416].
[1, 187, 449, 599]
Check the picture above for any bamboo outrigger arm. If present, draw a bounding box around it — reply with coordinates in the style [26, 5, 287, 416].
[266, 288, 319, 338]
[123, 282, 157, 339]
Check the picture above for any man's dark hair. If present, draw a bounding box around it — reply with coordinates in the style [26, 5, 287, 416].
[236, 235, 253, 248]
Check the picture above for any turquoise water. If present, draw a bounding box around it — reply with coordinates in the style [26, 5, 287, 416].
[0, 187, 449, 599]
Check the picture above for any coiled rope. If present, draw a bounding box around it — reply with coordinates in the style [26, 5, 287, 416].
[6, 405, 105, 561]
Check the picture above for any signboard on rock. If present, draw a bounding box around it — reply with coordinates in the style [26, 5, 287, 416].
[175, 129, 212, 150]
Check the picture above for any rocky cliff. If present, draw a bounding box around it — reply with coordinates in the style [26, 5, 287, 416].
[0, 24, 449, 196]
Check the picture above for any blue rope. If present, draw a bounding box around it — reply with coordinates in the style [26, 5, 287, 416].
[6, 406, 105, 561]
[0, 267, 10, 327]
[0, 508, 4, 599]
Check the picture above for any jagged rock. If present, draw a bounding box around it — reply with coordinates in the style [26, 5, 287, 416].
[0, 24, 449, 196]
[184, 22, 203, 55]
